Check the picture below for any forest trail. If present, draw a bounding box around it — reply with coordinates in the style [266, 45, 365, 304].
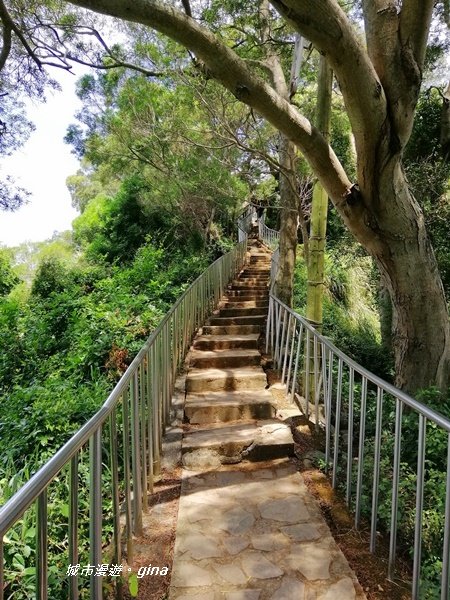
[168, 239, 366, 600]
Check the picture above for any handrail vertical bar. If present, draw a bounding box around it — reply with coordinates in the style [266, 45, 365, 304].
[139, 363, 148, 513]
[412, 414, 426, 599]
[388, 398, 403, 580]
[304, 328, 311, 419]
[285, 320, 297, 396]
[122, 390, 133, 562]
[36, 490, 48, 600]
[355, 377, 368, 528]
[441, 435, 450, 600]
[291, 322, 303, 403]
[346, 368, 354, 506]
[332, 358, 343, 488]
[130, 372, 143, 536]
[370, 388, 384, 552]
[0, 539, 4, 600]
[109, 409, 122, 600]
[325, 350, 333, 471]
[146, 349, 154, 495]
[68, 454, 79, 600]
[281, 313, 292, 384]
[89, 429, 102, 599]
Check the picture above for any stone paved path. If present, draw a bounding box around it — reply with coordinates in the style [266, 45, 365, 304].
[168, 239, 366, 600]
[169, 460, 366, 599]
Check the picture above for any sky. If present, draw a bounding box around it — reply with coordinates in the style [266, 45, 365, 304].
[0, 69, 83, 248]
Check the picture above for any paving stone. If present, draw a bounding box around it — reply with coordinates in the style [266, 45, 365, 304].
[178, 534, 223, 560]
[171, 563, 213, 587]
[318, 577, 356, 599]
[212, 563, 247, 584]
[280, 524, 321, 542]
[224, 591, 261, 600]
[217, 471, 248, 485]
[223, 536, 250, 555]
[259, 496, 310, 523]
[184, 505, 215, 524]
[252, 469, 273, 479]
[251, 532, 288, 551]
[270, 577, 306, 600]
[216, 507, 255, 534]
[241, 552, 284, 579]
[286, 543, 331, 580]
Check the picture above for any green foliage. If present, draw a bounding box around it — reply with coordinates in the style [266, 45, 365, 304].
[294, 249, 393, 379]
[0, 248, 20, 296]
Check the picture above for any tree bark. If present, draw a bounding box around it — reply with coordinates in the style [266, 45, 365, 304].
[361, 157, 450, 392]
[275, 135, 299, 306]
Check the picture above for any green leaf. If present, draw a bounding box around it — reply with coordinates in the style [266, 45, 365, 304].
[128, 572, 139, 597]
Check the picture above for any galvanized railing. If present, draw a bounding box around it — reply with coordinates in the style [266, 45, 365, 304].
[266, 255, 450, 599]
[237, 203, 280, 250]
[258, 220, 279, 249]
[237, 204, 257, 242]
[0, 241, 247, 600]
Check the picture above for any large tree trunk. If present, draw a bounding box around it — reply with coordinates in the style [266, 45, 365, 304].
[355, 157, 450, 392]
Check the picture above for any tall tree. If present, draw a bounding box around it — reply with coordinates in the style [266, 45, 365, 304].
[2, 0, 449, 392]
[305, 55, 333, 331]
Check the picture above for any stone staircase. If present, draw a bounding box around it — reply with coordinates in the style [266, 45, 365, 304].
[182, 240, 294, 467]
[168, 239, 366, 599]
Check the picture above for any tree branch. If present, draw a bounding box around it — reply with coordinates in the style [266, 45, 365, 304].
[399, 0, 434, 69]
[67, 0, 352, 205]
[0, 20, 12, 71]
[270, 0, 386, 142]
[181, 0, 192, 18]
[362, 0, 433, 145]
[0, 0, 42, 70]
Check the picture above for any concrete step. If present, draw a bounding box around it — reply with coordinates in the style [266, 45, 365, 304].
[217, 307, 268, 317]
[238, 275, 270, 281]
[202, 324, 261, 335]
[209, 315, 266, 326]
[193, 334, 259, 350]
[182, 420, 295, 463]
[189, 348, 261, 369]
[229, 283, 268, 290]
[186, 366, 267, 393]
[224, 295, 268, 303]
[221, 300, 268, 309]
[249, 257, 271, 263]
[184, 390, 276, 424]
[226, 290, 269, 298]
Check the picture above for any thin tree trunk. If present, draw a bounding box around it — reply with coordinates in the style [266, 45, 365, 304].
[306, 56, 333, 330]
[276, 135, 299, 306]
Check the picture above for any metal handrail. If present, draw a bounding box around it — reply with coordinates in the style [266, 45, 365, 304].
[0, 240, 247, 599]
[266, 241, 450, 599]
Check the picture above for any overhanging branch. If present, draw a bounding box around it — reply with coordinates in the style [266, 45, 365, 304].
[66, 0, 352, 205]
